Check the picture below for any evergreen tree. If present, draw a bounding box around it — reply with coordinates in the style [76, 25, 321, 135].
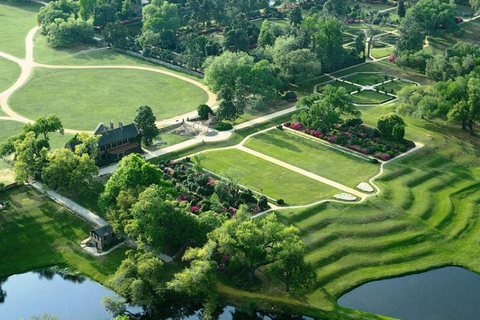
[397, 0, 406, 18]
[134, 105, 159, 146]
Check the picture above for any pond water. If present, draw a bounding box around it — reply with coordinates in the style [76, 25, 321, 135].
[0, 269, 141, 320]
[0, 270, 313, 320]
[338, 266, 480, 320]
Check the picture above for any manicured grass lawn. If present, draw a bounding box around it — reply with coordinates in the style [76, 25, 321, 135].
[0, 186, 127, 283]
[426, 19, 480, 55]
[230, 101, 295, 125]
[374, 33, 399, 46]
[252, 18, 289, 29]
[381, 79, 416, 95]
[351, 90, 393, 104]
[296, 75, 332, 95]
[346, 73, 386, 86]
[10, 68, 208, 130]
[0, 57, 21, 93]
[199, 148, 339, 205]
[243, 129, 379, 188]
[0, 2, 41, 58]
[370, 46, 395, 59]
[319, 80, 359, 93]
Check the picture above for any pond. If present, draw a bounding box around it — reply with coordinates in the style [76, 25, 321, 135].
[338, 266, 480, 320]
[0, 269, 141, 320]
[0, 269, 313, 320]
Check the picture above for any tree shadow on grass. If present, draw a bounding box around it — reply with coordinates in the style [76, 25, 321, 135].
[252, 131, 302, 153]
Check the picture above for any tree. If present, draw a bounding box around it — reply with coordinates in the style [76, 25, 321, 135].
[377, 113, 406, 140]
[79, 0, 96, 20]
[471, 0, 480, 11]
[258, 20, 274, 47]
[406, 0, 458, 35]
[310, 17, 344, 72]
[103, 22, 130, 48]
[294, 86, 360, 130]
[99, 153, 167, 210]
[396, 15, 425, 53]
[197, 104, 214, 120]
[223, 27, 249, 52]
[322, 0, 346, 17]
[397, 0, 406, 18]
[203, 51, 254, 92]
[37, 0, 80, 33]
[127, 185, 196, 250]
[13, 132, 49, 182]
[107, 246, 166, 313]
[354, 33, 365, 58]
[42, 148, 98, 194]
[23, 115, 64, 140]
[134, 105, 159, 146]
[94, 4, 117, 29]
[45, 17, 94, 47]
[288, 6, 303, 27]
[142, 0, 181, 33]
[269, 240, 316, 293]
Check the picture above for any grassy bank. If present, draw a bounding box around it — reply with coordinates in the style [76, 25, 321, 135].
[0, 186, 126, 283]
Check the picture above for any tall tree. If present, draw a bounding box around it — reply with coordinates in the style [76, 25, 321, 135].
[397, 0, 406, 18]
[23, 115, 64, 140]
[288, 6, 303, 27]
[13, 132, 49, 182]
[322, 0, 346, 17]
[294, 86, 360, 130]
[258, 19, 274, 47]
[396, 15, 425, 53]
[134, 105, 159, 146]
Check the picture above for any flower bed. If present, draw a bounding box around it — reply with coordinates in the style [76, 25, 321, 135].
[157, 161, 270, 216]
[283, 119, 415, 161]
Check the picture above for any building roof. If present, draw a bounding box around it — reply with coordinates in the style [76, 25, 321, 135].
[90, 225, 113, 237]
[94, 122, 141, 146]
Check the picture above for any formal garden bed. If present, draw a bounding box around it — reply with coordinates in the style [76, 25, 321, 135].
[319, 80, 359, 93]
[157, 160, 271, 216]
[283, 119, 416, 161]
[344, 72, 395, 86]
[350, 90, 394, 104]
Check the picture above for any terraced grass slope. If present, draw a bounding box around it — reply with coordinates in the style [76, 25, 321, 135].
[271, 119, 480, 319]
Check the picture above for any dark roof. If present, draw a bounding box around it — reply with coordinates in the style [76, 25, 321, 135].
[90, 225, 113, 237]
[94, 123, 140, 146]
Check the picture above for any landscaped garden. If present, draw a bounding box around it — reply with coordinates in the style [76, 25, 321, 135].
[381, 79, 416, 94]
[345, 73, 393, 86]
[9, 68, 208, 130]
[319, 80, 358, 93]
[350, 90, 393, 104]
[198, 148, 340, 205]
[243, 129, 379, 188]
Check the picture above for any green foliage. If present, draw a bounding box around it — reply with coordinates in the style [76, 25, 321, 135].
[406, 0, 458, 35]
[103, 22, 130, 49]
[293, 86, 359, 130]
[107, 246, 165, 311]
[377, 113, 406, 141]
[213, 121, 233, 131]
[93, 3, 116, 28]
[197, 104, 214, 120]
[203, 51, 254, 92]
[134, 105, 159, 146]
[42, 148, 99, 195]
[142, 0, 181, 33]
[396, 15, 426, 53]
[23, 114, 64, 140]
[258, 20, 274, 47]
[322, 0, 347, 17]
[288, 6, 303, 27]
[37, 0, 80, 32]
[45, 17, 94, 48]
[13, 132, 49, 182]
[397, 0, 406, 18]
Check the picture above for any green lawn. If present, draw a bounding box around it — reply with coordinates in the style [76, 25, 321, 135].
[0, 2, 41, 58]
[296, 75, 333, 95]
[199, 148, 340, 205]
[10, 68, 208, 130]
[374, 33, 399, 46]
[346, 73, 386, 86]
[319, 80, 359, 93]
[351, 90, 393, 104]
[243, 129, 379, 188]
[370, 46, 395, 59]
[0, 57, 21, 94]
[0, 186, 126, 283]
[381, 79, 416, 95]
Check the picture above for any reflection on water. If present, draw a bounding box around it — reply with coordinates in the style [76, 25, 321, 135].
[338, 266, 480, 320]
[0, 269, 140, 320]
[0, 278, 6, 304]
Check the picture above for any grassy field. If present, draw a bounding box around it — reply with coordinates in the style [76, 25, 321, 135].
[0, 186, 126, 283]
[426, 19, 480, 55]
[370, 46, 395, 59]
[0, 2, 41, 58]
[351, 90, 392, 104]
[0, 57, 21, 93]
[244, 129, 379, 188]
[381, 79, 416, 94]
[199, 148, 340, 205]
[346, 73, 386, 86]
[10, 68, 208, 130]
[319, 80, 359, 93]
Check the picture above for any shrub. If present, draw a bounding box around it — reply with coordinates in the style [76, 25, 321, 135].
[283, 91, 297, 101]
[197, 104, 214, 120]
[371, 158, 379, 164]
[399, 145, 407, 152]
[214, 122, 233, 131]
[277, 199, 285, 205]
[386, 150, 395, 157]
[0, 182, 4, 189]
[276, 125, 283, 130]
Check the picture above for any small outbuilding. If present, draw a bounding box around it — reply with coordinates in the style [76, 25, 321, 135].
[90, 226, 116, 251]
